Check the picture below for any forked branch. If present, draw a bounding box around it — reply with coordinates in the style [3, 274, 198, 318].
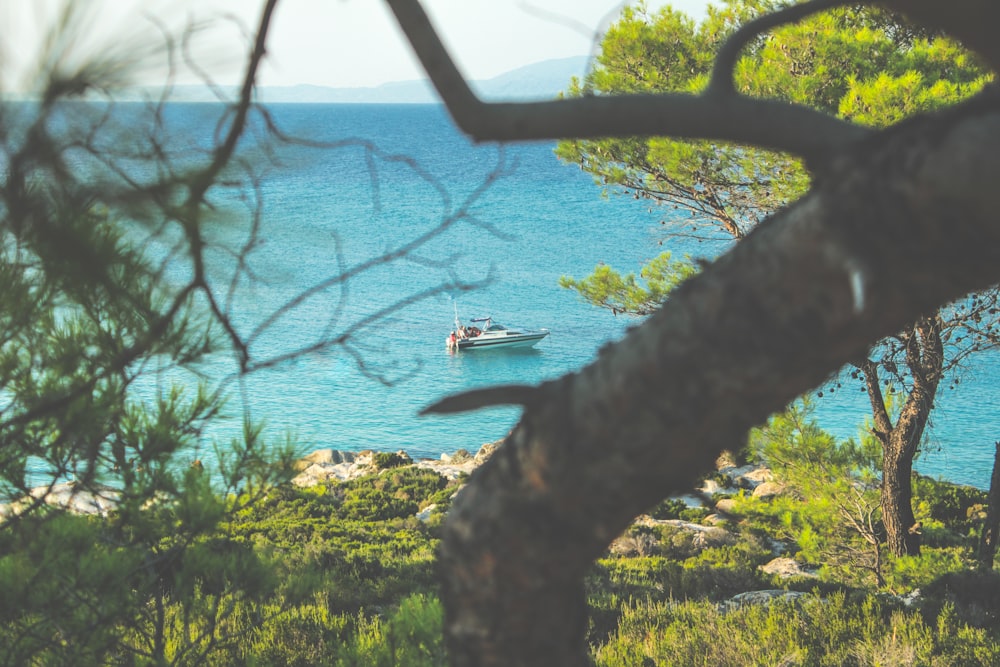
[384, 0, 870, 164]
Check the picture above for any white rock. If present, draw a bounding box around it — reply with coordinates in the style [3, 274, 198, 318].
[752, 481, 786, 499]
[760, 557, 818, 579]
[18, 482, 121, 517]
[700, 479, 738, 495]
[414, 459, 475, 481]
[740, 467, 775, 486]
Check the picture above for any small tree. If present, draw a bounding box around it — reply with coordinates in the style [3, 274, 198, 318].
[749, 401, 887, 586]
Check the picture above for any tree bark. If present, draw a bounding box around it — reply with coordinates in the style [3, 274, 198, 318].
[436, 99, 1000, 667]
[979, 441, 1000, 569]
[861, 316, 944, 556]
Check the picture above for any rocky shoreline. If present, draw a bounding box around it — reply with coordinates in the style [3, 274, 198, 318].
[2, 441, 926, 610]
[289, 439, 501, 487]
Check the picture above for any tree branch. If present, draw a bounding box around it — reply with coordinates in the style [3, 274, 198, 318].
[384, 0, 871, 164]
[436, 95, 1000, 667]
[859, 358, 892, 439]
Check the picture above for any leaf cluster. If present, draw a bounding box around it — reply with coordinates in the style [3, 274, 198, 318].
[559, 251, 698, 316]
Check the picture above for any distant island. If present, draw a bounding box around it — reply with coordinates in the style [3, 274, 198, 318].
[124, 56, 592, 104]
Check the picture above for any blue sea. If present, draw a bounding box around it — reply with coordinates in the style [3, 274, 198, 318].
[137, 103, 999, 490]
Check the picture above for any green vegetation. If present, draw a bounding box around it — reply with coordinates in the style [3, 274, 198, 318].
[5, 412, 1000, 664]
[0, 463, 457, 664]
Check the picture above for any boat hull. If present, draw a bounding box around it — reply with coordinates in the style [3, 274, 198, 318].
[455, 331, 548, 350]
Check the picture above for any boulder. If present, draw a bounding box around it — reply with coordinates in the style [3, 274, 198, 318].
[474, 439, 502, 464]
[634, 517, 736, 550]
[414, 458, 475, 481]
[714, 498, 739, 514]
[1, 482, 123, 517]
[416, 504, 438, 522]
[740, 466, 775, 487]
[900, 588, 922, 608]
[448, 449, 473, 464]
[752, 481, 786, 499]
[291, 452, 378, 486]
[717, 464, 774, 490]
[294, 448, 359, 470]
[760, 557, 818, 579]
[692, 526, 736, 550]
[766, 538, 790, 556]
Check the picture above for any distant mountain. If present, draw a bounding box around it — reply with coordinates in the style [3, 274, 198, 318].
[133, 56, 591, 104]
[473, 55, 590, 101]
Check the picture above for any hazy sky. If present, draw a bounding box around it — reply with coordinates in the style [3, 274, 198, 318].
[258, 0, 713, 87]
[2, 0, 712, 90]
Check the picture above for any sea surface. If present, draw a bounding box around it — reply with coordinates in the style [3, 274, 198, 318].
[129, 103, 1000, 490]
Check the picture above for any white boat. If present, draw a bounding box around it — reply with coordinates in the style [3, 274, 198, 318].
[447, 316, 549, 351]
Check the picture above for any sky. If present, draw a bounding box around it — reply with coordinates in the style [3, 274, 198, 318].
[1, 0, 712, 91]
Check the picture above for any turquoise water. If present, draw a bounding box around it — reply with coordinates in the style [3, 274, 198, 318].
[152, 103, 999, 489]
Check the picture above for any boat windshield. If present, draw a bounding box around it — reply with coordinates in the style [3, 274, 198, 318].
[485, 324, 506, 332]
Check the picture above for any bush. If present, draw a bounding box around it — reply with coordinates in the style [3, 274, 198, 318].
[373, 451, 412, 470]
[921, 570, 1000, 629]
[249, 603, 351, 667]
[332, 594, 446, 667]
[593, 592, 1000, 667]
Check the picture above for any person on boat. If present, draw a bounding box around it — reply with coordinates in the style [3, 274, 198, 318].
[448, 331, 457, 349]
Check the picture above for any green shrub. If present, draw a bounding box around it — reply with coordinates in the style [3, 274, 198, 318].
[921, 570, 1000, 629]
[373, 451, 412, 470]
[593, 592, 1000, 667]
[248, 602, 351, 667]
[332, 594, 446, 667]
[913, 475, 988, 547]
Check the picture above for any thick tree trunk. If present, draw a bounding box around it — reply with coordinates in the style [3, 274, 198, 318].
[978, 441, 1000, 569]
[434, 101, 1000, 667]
[881, 432, 921, 556]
